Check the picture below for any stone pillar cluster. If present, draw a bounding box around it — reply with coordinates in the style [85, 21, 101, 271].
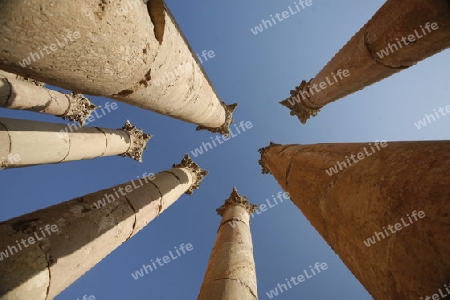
[198, 187, 259, 300]
[0, 155, 207, 300]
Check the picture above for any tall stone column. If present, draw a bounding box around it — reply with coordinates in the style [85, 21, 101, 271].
[0, 118, 151, 168]
[258, 141, 450, 299]
[198, 187, 258, 300]
[280, 0, 450, 123]
[0, 70, 97, 125]
[0, 154, 207, 300]
[0, 0, 236, 134]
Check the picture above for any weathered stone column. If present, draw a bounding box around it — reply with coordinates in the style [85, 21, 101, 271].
[198, 187, 258, 300]
[258, 141, 450, 299]
[0, 117, 151, 168]
[0, 0, 236, 134]
[280, 0, 450, 123]
[0, 70, 97, 125]
[0, 154, 207, 300]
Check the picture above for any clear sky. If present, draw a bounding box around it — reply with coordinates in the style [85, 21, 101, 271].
[1, 0, 449, 299]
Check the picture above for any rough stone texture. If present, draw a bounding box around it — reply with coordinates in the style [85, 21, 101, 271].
[0, 70, 97, 125]
[0, 157, 206, 300]
[259, 142, 450, 299]
[281, 0, 450, 123]
[0, 0, 236, 133]
[172, 154, 208, 194]
[0, 117, 151, 168]
[198, 188, 258, 300]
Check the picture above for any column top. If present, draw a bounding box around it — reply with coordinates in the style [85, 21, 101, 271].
[120, 120, 153, 162]
[216, 187, 258, 216]
[258, 142, 281, 174]
[279, 79, 321, 124]
[173, 154, 208, 195]
[196, 102, 238, 136]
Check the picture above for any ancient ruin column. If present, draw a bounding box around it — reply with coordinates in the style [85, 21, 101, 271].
[0, 0, 236, 134]
[258, 141, 450, 299]
[198, 187, 258, 300]
[0, 154, 207, 300]
[280, 0, 450, 123]
[0, 118, 151, 169]
[0, 70, 97, 125]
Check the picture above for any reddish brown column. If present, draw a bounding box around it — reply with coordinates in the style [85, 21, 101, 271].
[259, 141, 450, 299]
[198, 187, 258, 300]
[0, 154, 207, 300]
[280, 0, 450, 123]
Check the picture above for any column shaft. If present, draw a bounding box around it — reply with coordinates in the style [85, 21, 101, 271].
[198, 188, 258, 300]
[0, 118, 151, 168]
[0, 0, 236, 134]
[0, 155, 207, 300]
[0, 70, 97, 125]
[281, 0, 450, 123]
[259, 141, 450, 299]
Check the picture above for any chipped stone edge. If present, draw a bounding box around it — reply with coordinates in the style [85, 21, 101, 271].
[257, 142, 280, 175]
[196, 102, 238, 136]
[120, 120, 153, 162]
[173, 154, 208, 195]
[216, 187, 258, 216]
[279, 79, 321, 124]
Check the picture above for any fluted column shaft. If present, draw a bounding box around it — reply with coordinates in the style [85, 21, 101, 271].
[0, 155, 207, 300]
[259, 141, 450, 299]
[282, 0, 450, 123]
[0, 0, 236, 134]
[198, 188, 258, 300]
[0, 71, 97, 125]
[0, 118, 151, 168]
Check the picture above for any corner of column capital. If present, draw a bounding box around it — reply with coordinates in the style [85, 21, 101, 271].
[258, 142, 281, 174]
[172, 154, 208, 195]
[216, 187, 258, 216]
[62, 93, 98, 126]
[120, 120, 153, 162]
[195, 102, 238, 137]
[279, 79, 321, 124]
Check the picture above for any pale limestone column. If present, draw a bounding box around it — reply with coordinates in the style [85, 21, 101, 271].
[0, 154, 207, 300]
[0, 70, 97, 125]
[280, 0, 450, 123]
[0, 0, 236, 134]
[198, 187, 258, 300]
[258, 141, 450, 299]
[0, 118, 151, 168]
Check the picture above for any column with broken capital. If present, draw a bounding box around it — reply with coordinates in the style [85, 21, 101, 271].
[0, 70, 97, 125]
[0, 118, 151, 169]
[0, 0, 236, 134]
[0, 154, 207, 300]
[280, 0, 450, 123]
[258, 141, 450, 299]
[198, 187, 258, 300]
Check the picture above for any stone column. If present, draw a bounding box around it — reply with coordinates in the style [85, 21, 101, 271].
[198, 187, 258, 300]
[280, 0, 450, 123]
[0, 118, 151, 169]
[0, 0, 236, 134]
[258, 141, 450, 299]
[0, 70, 97, 125]
[0, 154, 207, 300]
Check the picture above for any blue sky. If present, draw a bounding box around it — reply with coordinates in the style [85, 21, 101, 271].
[1, 0, 449, 299]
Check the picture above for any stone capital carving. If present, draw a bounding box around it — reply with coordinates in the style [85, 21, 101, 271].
[258, 142, 280, 174]
[173, 154, 208, 195]
[196, 102, 237, 136]
[279, 79, 321, 124]
[216, 187, 258, 216]
[62, 93, 98, 125]
[120, 121, 152, 162]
